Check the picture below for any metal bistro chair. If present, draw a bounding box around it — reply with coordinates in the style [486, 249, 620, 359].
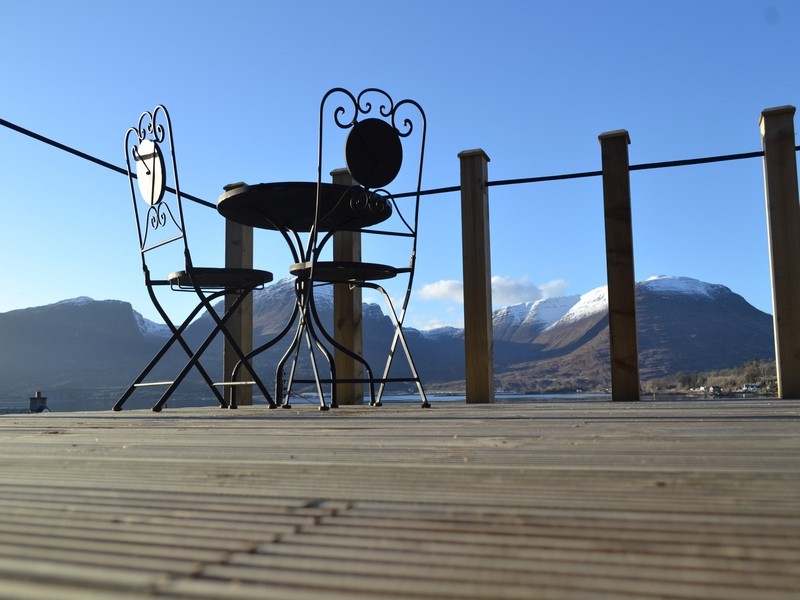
[278, 87, 430, 409]
[113, 105, 276, 412]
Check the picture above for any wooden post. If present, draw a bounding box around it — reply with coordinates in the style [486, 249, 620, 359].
[331, 168, 364, 404]
[598, 130, 640, 402]
[760, 106, 800, 399]
[458, 149, 495, 404]
[224, 219, 254, 405]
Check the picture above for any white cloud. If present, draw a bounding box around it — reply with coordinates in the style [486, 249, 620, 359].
[418, 279, 464, 303]
[418, 276, 570, 307]
[411, 276, 572, 330]
[490, 275, 542, 305]
[539, 278, 570, 299]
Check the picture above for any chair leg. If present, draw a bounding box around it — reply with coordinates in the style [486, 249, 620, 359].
[275, 279, 313, 407]
[275, 311, 307, 408]
[276, 280, 334, 410]
[229, 359, 279, 409]
[277, 305, 331, 410]
[114, 284, 227, 411]
[302, 318, 331, 410]
[283, 343, 304, 407]
[113, 313, 224, 411]
[226, 344, 276, 409]
[220, 323, 276, 409]
[306, 290, 338, 409]
[372, 285, 430, 409]
[150, 290, 251, 412]
[198, 287, 277, 409]
[157, 283, 228, 408]
[308, 284, 376, 406]
[376, 324, 430, 408]
[232, 297, 300, 408]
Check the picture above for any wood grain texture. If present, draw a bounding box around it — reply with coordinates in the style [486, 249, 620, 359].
[224, 219, 254, 405]
[599, 131, 640, 402]
[0, 399, 798, 599]
[760, 107, 800, 399]
[459, 149, 494, 404]
[331, 168, 364, 405]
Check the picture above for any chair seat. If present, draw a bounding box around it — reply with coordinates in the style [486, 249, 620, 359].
[290, 260, 398, 282]
[168, 267, 273, 289]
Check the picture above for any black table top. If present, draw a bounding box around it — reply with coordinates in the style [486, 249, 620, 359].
[217, 181, 391, 232]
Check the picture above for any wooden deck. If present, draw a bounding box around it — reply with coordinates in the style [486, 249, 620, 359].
[0, 398, 798, 599]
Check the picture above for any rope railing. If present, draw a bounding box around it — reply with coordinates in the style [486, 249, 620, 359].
[628, 149, 767, 172]
[394, 147, 800, 198]
[0, 117, 215, 209]
[5, 114, 800, 401]
[3, 116, 798, 203]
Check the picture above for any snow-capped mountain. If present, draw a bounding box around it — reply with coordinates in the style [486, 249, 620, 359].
[550, 286, 608, 327]
[641, 274, 728, 297]
[493, 295, 581, 342]
[516, 275, 744, 331]
[133, 309, 171, 337]
[0, 275, 776, 405]
[54, 297, 170, 338]
[493, 275, 738, 343]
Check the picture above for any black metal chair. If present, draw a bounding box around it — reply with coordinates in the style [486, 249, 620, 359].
[113, 105, 276, 412]
[277, 88, 430, 409]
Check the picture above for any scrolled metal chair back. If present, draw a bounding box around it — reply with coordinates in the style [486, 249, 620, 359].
[124, 105, 188, 261]
[312, 87, 426, 258]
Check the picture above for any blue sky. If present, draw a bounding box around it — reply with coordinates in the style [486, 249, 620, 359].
[1, 0, 798, 329]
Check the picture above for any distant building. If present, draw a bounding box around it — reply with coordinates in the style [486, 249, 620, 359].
[29, 391, 48, 413]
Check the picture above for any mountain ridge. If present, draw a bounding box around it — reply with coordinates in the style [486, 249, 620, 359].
[0, 275, 775, 409]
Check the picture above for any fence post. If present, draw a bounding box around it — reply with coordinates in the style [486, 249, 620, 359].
[458, 149, 495, 404]
[331, 167, 364, 404]
[598, 130, 640, 402]
[224, 219, 254, 405]
[760, 106, 800, 399]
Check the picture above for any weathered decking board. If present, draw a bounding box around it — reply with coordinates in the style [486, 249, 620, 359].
[0, 399, 798, 599]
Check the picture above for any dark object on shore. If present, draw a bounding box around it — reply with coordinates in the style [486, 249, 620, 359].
[29, 390, 48, 413]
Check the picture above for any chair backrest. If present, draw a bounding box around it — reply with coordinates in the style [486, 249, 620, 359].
[311, 88, 427, 267]
[124, 105, 190, 275]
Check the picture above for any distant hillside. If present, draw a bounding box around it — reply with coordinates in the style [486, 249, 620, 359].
[0, 298, 164, 400]
[0, 276, 775, 410]
[489, 276, 774, 393]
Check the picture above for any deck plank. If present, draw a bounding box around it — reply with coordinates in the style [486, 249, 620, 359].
[0, 399, 798, 599]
